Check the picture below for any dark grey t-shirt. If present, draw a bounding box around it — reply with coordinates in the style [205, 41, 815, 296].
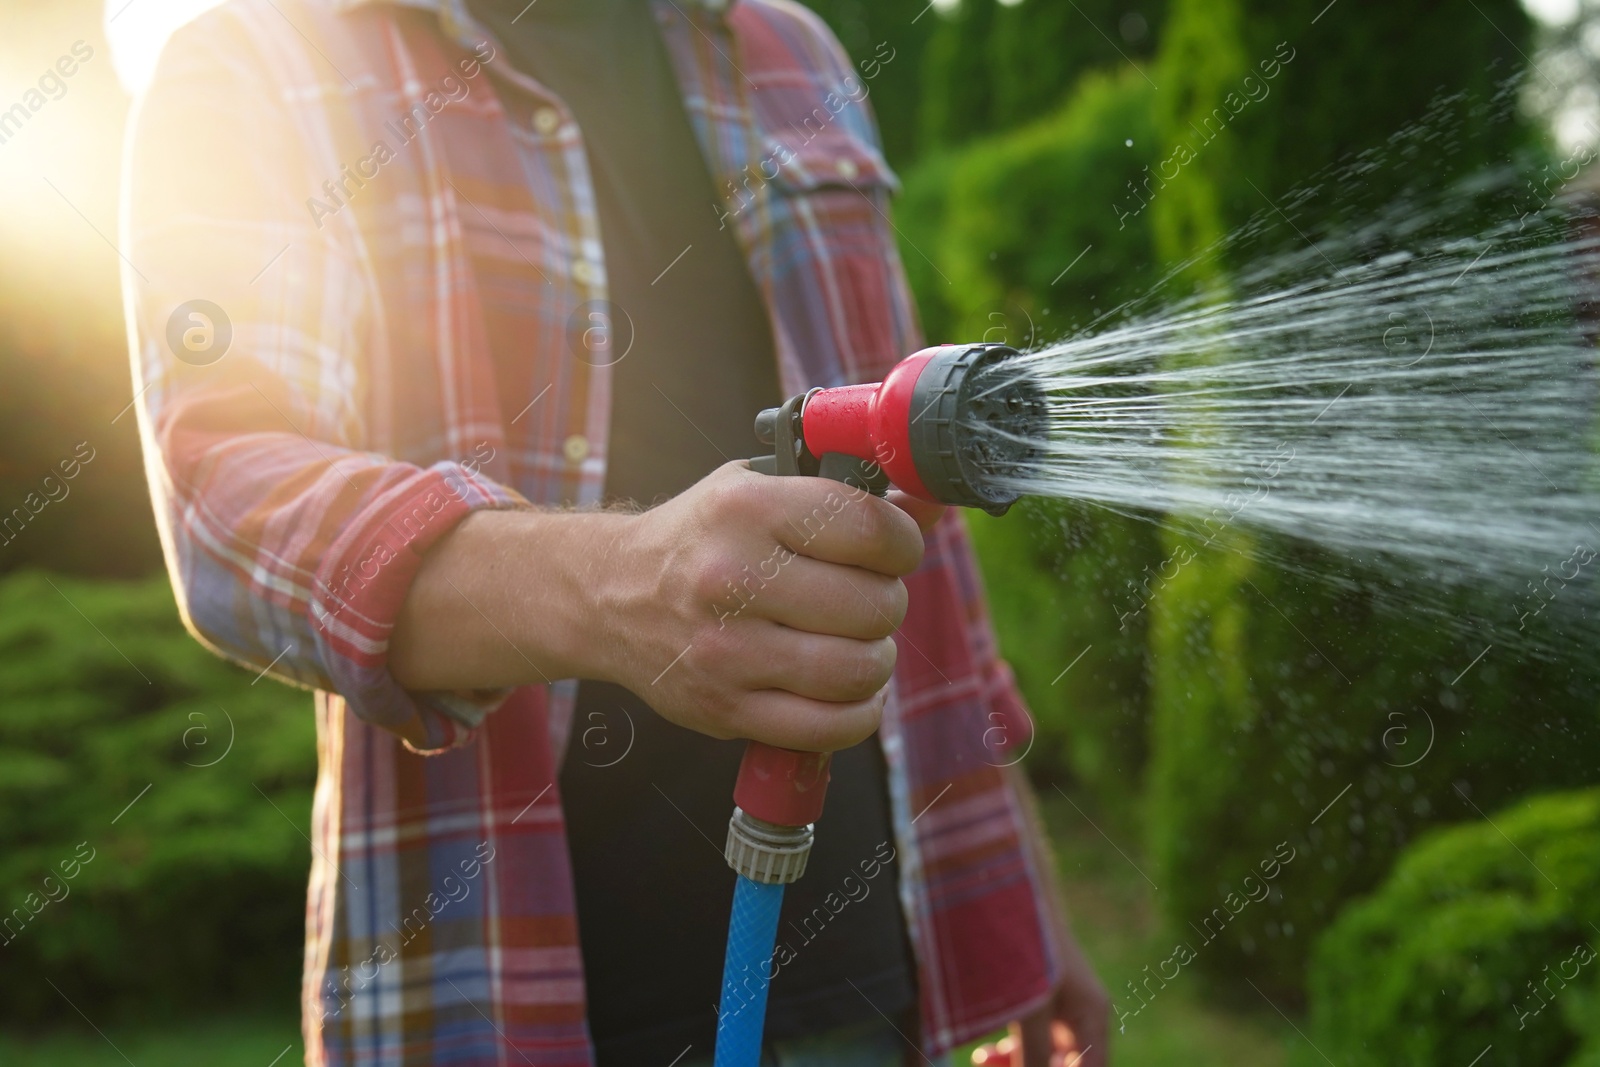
[463, 0, 916, 1061]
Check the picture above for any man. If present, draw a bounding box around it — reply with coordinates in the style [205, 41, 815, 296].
[122, 0, 1107, 1063]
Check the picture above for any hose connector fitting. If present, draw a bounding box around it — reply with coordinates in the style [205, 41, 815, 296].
[724, 807, 814, 885]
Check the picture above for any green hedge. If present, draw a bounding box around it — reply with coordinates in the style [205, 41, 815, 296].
[919, 0, 1168, 154]
[1146, 543, 1600, 1004]
[934, 69, 1162, 339]
[1140, 0, 1562, 1005]
[0, 570, 315, 1022]
[965, 499, 1158, 800]
[1308, 789, 1600, 1067]
[899, 70, 1166, 801]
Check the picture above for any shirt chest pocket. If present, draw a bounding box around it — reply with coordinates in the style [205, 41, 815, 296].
[720, 124, 899, 221]
[727, 128, 914, 387]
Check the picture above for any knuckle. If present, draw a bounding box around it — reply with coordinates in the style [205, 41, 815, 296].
[859, 611, 895, 641]
[879, 578, 909, 631]
[844, 691, 887, 745]
[693, 618, 743, 665]
[850, 495, 884, 544]
[784, 483, 838, 547]
[841, 639, 894, 696]
[874, 636, 899, 682]
[697, 680, 746, 738]
[816, 700, 873, 751]
[900, 525, 927, 572]
[707, 692, 751, 740]
[887, 516, 925, 574]
[890, 580, 910, 624]
[842, 658, 878, 699]
[702, 477, 747, 521]
[803, 709, 836, 751]
[689, 551, 740, 605]
[865, 688, 888, 727]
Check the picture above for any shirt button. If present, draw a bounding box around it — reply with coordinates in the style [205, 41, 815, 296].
[533, 107, 561, 135]
[563, 434, 590, 464]
[571, 259, 600, 286]
[836, 158, 859, 181]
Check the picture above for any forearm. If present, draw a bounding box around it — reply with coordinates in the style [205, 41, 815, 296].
[388, 508, 636, 691]
[386, 461, 923, 753]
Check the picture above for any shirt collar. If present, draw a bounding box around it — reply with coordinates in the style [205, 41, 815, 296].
[328, 0, 735, 69]
[330, 0, 734, 14]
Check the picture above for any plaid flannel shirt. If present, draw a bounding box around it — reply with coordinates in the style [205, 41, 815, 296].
[122, 0, 1071, 1061]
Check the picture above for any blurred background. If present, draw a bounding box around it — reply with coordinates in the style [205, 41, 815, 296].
[4, 0, 1600, 1063]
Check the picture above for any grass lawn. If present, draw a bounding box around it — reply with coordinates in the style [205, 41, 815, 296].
[956, 788, 1298, 1067]
[0, 1014, 300, 1067]
[1, 789, 1300, 1067]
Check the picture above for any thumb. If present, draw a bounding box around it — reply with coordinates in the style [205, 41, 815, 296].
[887, 489, 947, 533]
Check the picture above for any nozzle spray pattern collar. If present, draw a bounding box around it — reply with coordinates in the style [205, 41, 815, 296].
[752, 343, 1047, 516]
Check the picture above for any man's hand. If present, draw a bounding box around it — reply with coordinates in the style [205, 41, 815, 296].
[888, 488, 947, 534]
[391, 461, 931, 752]
[596, 461, 927, 750]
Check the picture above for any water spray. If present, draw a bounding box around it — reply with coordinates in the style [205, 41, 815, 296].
[712, 170, 1600, 1063]
[712, 343, 1045, 1067]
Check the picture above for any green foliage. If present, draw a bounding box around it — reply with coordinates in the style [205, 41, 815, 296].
[893, 149, 963, 345]
[965, 498, 1159, 801]
[1150, 0, 1536, 258]
[935, 69, 1163, 338]
[919, 0, 1001, 154]
[1147, 542, 1600, 1004]
[0, 1014, 301, 1067]
[0, 311, 162, 582]
[1139, 0, 1568, 1005]
[920, 0, 1168, 154]
[1308, 789, 1600, 1067]
[0, 571, 314, 1022]
[899, 70, 1167, 799]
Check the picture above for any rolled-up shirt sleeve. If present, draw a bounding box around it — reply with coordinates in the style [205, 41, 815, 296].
[122, 15, 526, 751]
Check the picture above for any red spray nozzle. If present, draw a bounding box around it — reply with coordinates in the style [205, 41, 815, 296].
[754, 343, 1046, 517]
[730, 344, 1044, 870]
[734, 744, 831, 827]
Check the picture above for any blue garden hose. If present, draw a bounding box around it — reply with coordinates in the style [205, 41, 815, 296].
[715, 806, 815, 1067]
[713, 875, 786, 1067]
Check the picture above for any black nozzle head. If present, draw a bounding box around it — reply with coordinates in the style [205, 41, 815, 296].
[907, 344, 1046, 515]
